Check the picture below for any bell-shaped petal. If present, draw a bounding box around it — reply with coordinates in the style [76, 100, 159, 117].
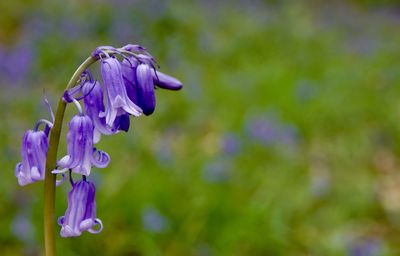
[15, 130, 48, 186]
[121, 56, 139, 105]
[83, 80, 132, 143]
[100, 57, 142, 127]
[152, 70, 183, 91]
[54, 115, 110, 176]
[58, 180, 103, 237]
[136, 63, 156, 116]
[82, 81, 116, 143]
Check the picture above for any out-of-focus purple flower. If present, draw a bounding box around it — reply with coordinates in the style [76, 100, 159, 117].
[0, 44, 34, 86]
[58, 180, 103, 237]
[53, 115, 110, 176]
[136, 63, 156, 115]
[202, 160, 231, 183]
[221, 133, 241, 155]
[349, 238, 381, 256]
[245, 116, 299, 147]
[11, 213, 35, 243]
[15, 130, 48, 186]
[246, 118, 279, 145]
[152, 70, 183, 91]
[100, 57, 142, 126]
[142, 207, 168, 233]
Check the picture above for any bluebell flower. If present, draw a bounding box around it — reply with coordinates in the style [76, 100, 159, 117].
[15, 130, 48, 186]
[82, 80, 130, 143]
[122, 56, 183, 116]
[152, 70, 183, 91]
[121, 56, 139, 105]
[99, 57, 142, 127]
[53, 115, 110, 176]
[82, 80, 114, 143]
[136, 63, 156, 115]
[57, 180, 103, 237]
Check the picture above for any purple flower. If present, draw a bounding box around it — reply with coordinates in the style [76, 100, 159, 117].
[53, 115, 110, 176]
[121, 55, 183, 115]
[245, 115, 299, 147]
[121, 56, 139, 105]
[100, 57, 142, 126]
[11, 213, 35, 243]
[114, 113, 130, 132]
[58, 180, 103, 237]
[15, 130, 48, 186]
[350, 238, 381, 256]
[152, 70, 183, 91]
[1, 44, 34, 86]
[221, 133, 241, 155]
[136, 63, 156, 115]
[82, 81, 119, 143]
[142, 207, 168, 233]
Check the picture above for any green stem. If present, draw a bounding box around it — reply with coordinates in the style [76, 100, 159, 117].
[43, 56, 97, 256]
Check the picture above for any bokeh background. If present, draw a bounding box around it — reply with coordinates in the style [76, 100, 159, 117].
[1, 0, 400, 255]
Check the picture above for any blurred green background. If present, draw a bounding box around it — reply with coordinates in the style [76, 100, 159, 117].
[1, 0, 400, 255]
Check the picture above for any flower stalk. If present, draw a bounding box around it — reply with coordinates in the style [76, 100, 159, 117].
[44, 56, 97, 256]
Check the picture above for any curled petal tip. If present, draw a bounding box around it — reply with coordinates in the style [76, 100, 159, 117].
[88, 218, 103, 234]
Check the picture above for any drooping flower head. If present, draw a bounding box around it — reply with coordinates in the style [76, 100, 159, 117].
[99, 57, 142, 127]
[93, 44, 183, 118]
[58, 179, 103, 237]
[53, 114, 110, 176]
[14, 43, 184, 239]
[15, 130, 48, 186]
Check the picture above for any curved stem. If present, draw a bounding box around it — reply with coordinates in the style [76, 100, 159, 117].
[43, 56, 97, 256]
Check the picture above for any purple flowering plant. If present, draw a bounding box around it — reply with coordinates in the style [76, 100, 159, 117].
[14, 44, 182, 255]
